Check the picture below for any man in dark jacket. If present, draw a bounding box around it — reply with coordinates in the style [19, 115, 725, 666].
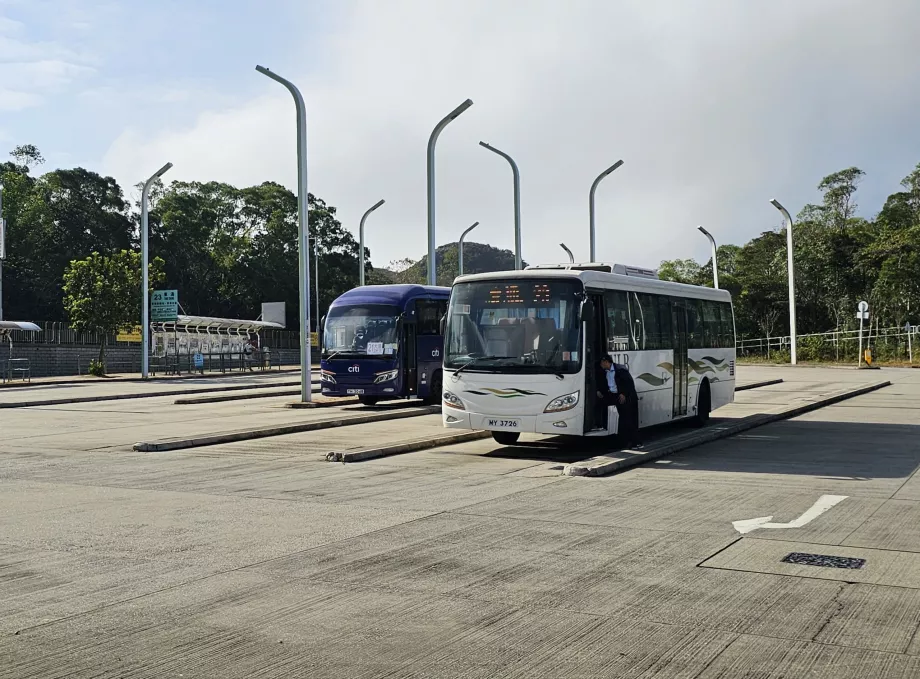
[597, 354, 643, 449]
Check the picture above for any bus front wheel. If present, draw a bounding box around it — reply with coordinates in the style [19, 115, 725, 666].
[491, 431, 521, 445]
[425, 371, 442, 406]
[359, 396, 380, 406]
[694, 381, 711, 427]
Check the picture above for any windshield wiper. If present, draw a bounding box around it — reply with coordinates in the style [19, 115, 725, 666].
[451, 355, 508, 378]
[545, 342, 565, 379]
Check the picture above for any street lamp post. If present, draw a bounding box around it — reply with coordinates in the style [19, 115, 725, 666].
[458, 221, 480, 276]
[257, 65, 312, 402]
[141, 162, 172, 379]
[478, 142, 522, 269]
[314, 238, 320, 334]
[588, 159, 624, 262]
[359, 199, 385, 286]
[697, 226, 719, 289]
[560, 243, 575, 264]
[770, 198, 797, 365]
[426, 99, 473, 286]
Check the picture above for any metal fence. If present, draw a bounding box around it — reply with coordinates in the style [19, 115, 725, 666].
[5, 321, 307, 348]
[738, 325, 918, 363]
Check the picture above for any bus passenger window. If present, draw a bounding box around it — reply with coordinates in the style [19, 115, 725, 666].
[604, 290, 633, 351]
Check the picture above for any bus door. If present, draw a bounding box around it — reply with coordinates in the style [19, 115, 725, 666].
[582, 291, 606, 433]
[671, 299, 689, 417]
[403, 317, 418, 396]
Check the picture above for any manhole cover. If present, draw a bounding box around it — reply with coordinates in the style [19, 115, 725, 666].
[782, 552, 866, 569]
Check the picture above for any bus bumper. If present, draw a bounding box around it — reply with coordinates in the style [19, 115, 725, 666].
[442, 407, 583, 435]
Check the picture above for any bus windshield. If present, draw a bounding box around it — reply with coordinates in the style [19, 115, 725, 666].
[323, 304, 400, 358]
[445, 279, 583, 374]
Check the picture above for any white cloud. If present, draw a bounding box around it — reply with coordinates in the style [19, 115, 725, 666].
[102, 0, 920, 271]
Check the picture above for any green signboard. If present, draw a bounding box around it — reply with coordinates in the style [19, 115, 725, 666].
[151, 289, 178, 322]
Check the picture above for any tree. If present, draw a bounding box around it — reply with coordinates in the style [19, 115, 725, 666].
[658, 258, 703, 285]
[62, 250, 164, 372]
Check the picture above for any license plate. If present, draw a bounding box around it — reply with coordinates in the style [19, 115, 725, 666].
[346, 388, 365, 395]
[487, 418, 519, 430]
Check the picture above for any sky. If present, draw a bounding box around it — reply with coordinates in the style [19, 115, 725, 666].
[3, 0, 920, 271]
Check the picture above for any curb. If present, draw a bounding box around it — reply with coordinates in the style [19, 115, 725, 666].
[174, 389, 302, 404]
[326, 430, 492, 463]
[562, 380, 891, 477]
[735, 378, 784, 391]
[287, 398, 359, 409]
[133, 405, 442, 452]
[1, 381, 317, 409]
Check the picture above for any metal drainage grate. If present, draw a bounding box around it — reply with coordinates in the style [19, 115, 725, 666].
[782, 552, 866, 569]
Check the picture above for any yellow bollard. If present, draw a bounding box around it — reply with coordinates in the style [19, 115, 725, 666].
[864, 348, 873, 366]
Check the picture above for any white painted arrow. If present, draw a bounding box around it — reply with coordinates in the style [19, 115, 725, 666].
[732, 495, 848, 534]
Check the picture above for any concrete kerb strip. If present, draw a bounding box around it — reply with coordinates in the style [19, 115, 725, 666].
[326, 430, 492, 463]
[0, 366, 315, 390]
[734, 378, 784, 391]
[0, 381, 317, 409]
[133, 405, 442, 452]
[174, 389, 302, 405]
[562, 380, 891, 477]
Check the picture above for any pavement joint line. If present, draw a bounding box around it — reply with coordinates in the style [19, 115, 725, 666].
[326, 430, 493, 462]
[0, 367, 313, 390]
[562, 380, 891, 477]
[0, 380, 319, 409]
[734, 378, 784, 391]
[132, 406, 442, 452]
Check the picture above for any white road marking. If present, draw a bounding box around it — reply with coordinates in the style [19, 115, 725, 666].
[732, 494, 848, 534]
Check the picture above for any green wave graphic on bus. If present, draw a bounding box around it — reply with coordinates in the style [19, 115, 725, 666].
[637, 373, 668, 387]
[464, 388, 547, 398]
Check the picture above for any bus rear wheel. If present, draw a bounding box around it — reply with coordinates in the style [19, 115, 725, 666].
[491, 431, 520, 445]
[424, 371, 442, 406]
[694, 381, 711, 427]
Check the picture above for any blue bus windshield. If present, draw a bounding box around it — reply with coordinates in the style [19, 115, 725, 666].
[323, 304, 400, 358]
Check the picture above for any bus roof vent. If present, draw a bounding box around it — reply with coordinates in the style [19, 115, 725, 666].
[525, 263, 614, 272]
[612, 263, 659, 279]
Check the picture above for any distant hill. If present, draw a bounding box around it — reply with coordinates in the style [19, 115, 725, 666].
[377, 242, 525, 287]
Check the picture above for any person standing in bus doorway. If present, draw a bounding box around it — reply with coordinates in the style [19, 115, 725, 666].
[598, 354, 643, 449]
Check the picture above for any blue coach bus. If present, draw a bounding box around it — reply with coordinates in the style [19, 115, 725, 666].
[319, 284, 450, 405]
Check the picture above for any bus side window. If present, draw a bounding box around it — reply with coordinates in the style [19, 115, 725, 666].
[686, 299, 703, 349]
[656, 294, 673, 350]
[720, 302, 735, 348]
[604, 290, 632, 351]
[417, 300, 441, 336]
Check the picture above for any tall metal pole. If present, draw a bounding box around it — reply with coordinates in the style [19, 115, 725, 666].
[141, 162, 172, 379]
[0, 182, 4, 322]
[426, 99, 473, 286]
[257, 65, 311, 402]
[478, 142, 521, 269]
[588, 159, 624, 262]
[697, 225, 719, 289]
[458, 221, 479, 276]
[560, 243, 575, 264]
[359, 199, 385, 286]
[770, 198, 797, 365]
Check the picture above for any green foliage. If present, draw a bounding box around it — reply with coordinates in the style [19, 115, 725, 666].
[391, 242, 524, 287]
[62, 250, 165, 372]
[87, 360, 106, 377]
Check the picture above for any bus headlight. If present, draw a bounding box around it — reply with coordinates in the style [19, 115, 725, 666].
[442, 390, 465, 410]
[321, 370, 336, 384]
[374, 369, 399, 384]
[544, 391, 579, 413]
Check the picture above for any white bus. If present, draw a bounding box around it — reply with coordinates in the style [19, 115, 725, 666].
[441, 263, 736, 444]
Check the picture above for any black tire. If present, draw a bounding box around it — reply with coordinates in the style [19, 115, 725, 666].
[425, 371, 442, 406]
[358, 396, 380, 406]
[694, 381, 711, 427]
[491, 431, 521, 445]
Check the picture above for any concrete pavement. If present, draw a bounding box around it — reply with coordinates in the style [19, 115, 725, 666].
[2, 365, 920, 677]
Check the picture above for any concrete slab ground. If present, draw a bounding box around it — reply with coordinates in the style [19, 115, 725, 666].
[2, 365, 920, 677]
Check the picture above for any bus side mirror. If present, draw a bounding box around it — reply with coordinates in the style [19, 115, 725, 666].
[319, 315, 326, 335]
[439, 314, 446, 335]
[579, 299, 594, 323]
